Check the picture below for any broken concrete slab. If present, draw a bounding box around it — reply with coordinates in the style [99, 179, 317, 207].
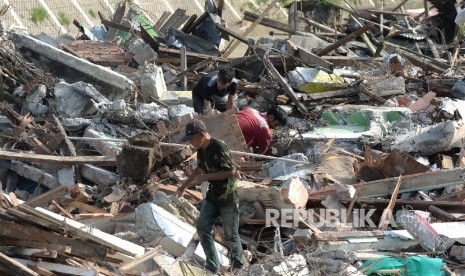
[272, 254, 310, 276]
[135, 203, 229, 266]
[80, 164, 121, 186]
[25, 84, 48, 116]
[140, 63, 167, 101]
[57, 167, 75, 188]
[136, 103, 169, 123]
[12, 34, 135, 101]
[11, 161, 58, 189]
[152, 191, 199, 226]
[265, 153, 310, 180]
[167, 105, 194, 121]
[237, 178, 308, 210]
[360, 77, 406, 100]
[152, 253, 205, 276]
[391, 120, 465, 155]
[292, 105, 413, 149]
[83, 126, 121, 157]
[61, 118, 93, 132]
[311, 154, 358, 188]
[54, 81, 110, 118]
[127, 38, 158, 66]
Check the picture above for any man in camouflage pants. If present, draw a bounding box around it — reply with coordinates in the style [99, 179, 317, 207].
[177, 119, 243, 275]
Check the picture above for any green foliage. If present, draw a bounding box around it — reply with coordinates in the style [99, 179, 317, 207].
[57, 12, 70, 26]
[31, 6, 48, 24]
[88, 9, 97, 19]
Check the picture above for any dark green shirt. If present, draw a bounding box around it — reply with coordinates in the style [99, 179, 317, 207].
[197, 138, 237, 205]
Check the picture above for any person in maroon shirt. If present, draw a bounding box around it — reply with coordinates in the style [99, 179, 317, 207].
[236, 107, 287, 155]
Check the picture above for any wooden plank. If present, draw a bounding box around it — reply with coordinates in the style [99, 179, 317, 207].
[334, 198, 465, 213]
[154, 11, 172, 32]
[183, 12, 208, 34]
[110, 202, 119, 216]
[286, 40, 333, 70]
[264, 53, 307, 114]
[243, 11, 296, 35]
[53, 114, 80, 182]
[216, 24, 250, 45]
[153, 183, 203, 201]
[44, 132, 65, 152]
[0, 252, 38, 276]
[165, 59, 212, 85]
[6, 208, 63, 233]
[171, 14, 190, 30]
[0, 220, 108, 260]
[51, 200, 73, 219]
[159, 9, 187, 33]
[101, 19, 133, 33]
[28, 265, 58, 276]
[378, 175, 402, 230]
[223, 0, 278, 57]
[0, 239, 72, 254]
[317, 24, 374, 56]
[0, 246, 57, 259]
[314, 230, 384, 241]
[310, 167, 465, 199]
[16, 203, 144, 257]
[428, 205, 456, 222]
[59, 199, 107, 214]
[25, 186, 69, 208]
[13, 258, 95, 276]
[119, 246, 163, 271]
[158, 47, 230, 62]
[8, 192, 18, 206]
[180, 45, 187, 89]
[76, 213, 114, 219]
[180, 14, 198, 33]
[0, 150, 116, 166]
[343, 190, 359, 225]
[140, 24, 160, 52]
[104, 1, 128, 41]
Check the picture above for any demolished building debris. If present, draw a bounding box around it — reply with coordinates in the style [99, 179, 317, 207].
[3, 0, 465, 275]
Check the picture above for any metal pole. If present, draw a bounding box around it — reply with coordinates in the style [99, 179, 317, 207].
[67, 136, 310, 165]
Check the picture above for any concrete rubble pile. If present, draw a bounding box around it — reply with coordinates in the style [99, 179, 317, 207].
[3, 0, 465, 275]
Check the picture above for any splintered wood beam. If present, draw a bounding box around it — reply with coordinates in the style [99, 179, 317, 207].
[215, 24, 250, 45]
[119, 246, 163, 271]
[428, 205, 456, 222]
[140, 24, 160, 52]
[0, 252, 39, 276]
[25, 186, 69, 208]
[223, 0, 279, 57]
[59, 199, 108, 214]
[243, 11, 296, 35]
[378, 175, 402, 230]
[0, 220, 108, 260]
[317, 24, 374, 56]
[0, 150, 116, 166]
[13, 258, 95, 276]
[264, 54, 307, 114]
[154, 11, 172, 32]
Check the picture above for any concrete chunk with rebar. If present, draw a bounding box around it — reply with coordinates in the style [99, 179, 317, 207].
[12, 34, 135, 101]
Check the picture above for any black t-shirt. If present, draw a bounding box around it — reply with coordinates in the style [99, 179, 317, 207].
[197, 138, 237, 205]
[192, 72, 238, 101]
